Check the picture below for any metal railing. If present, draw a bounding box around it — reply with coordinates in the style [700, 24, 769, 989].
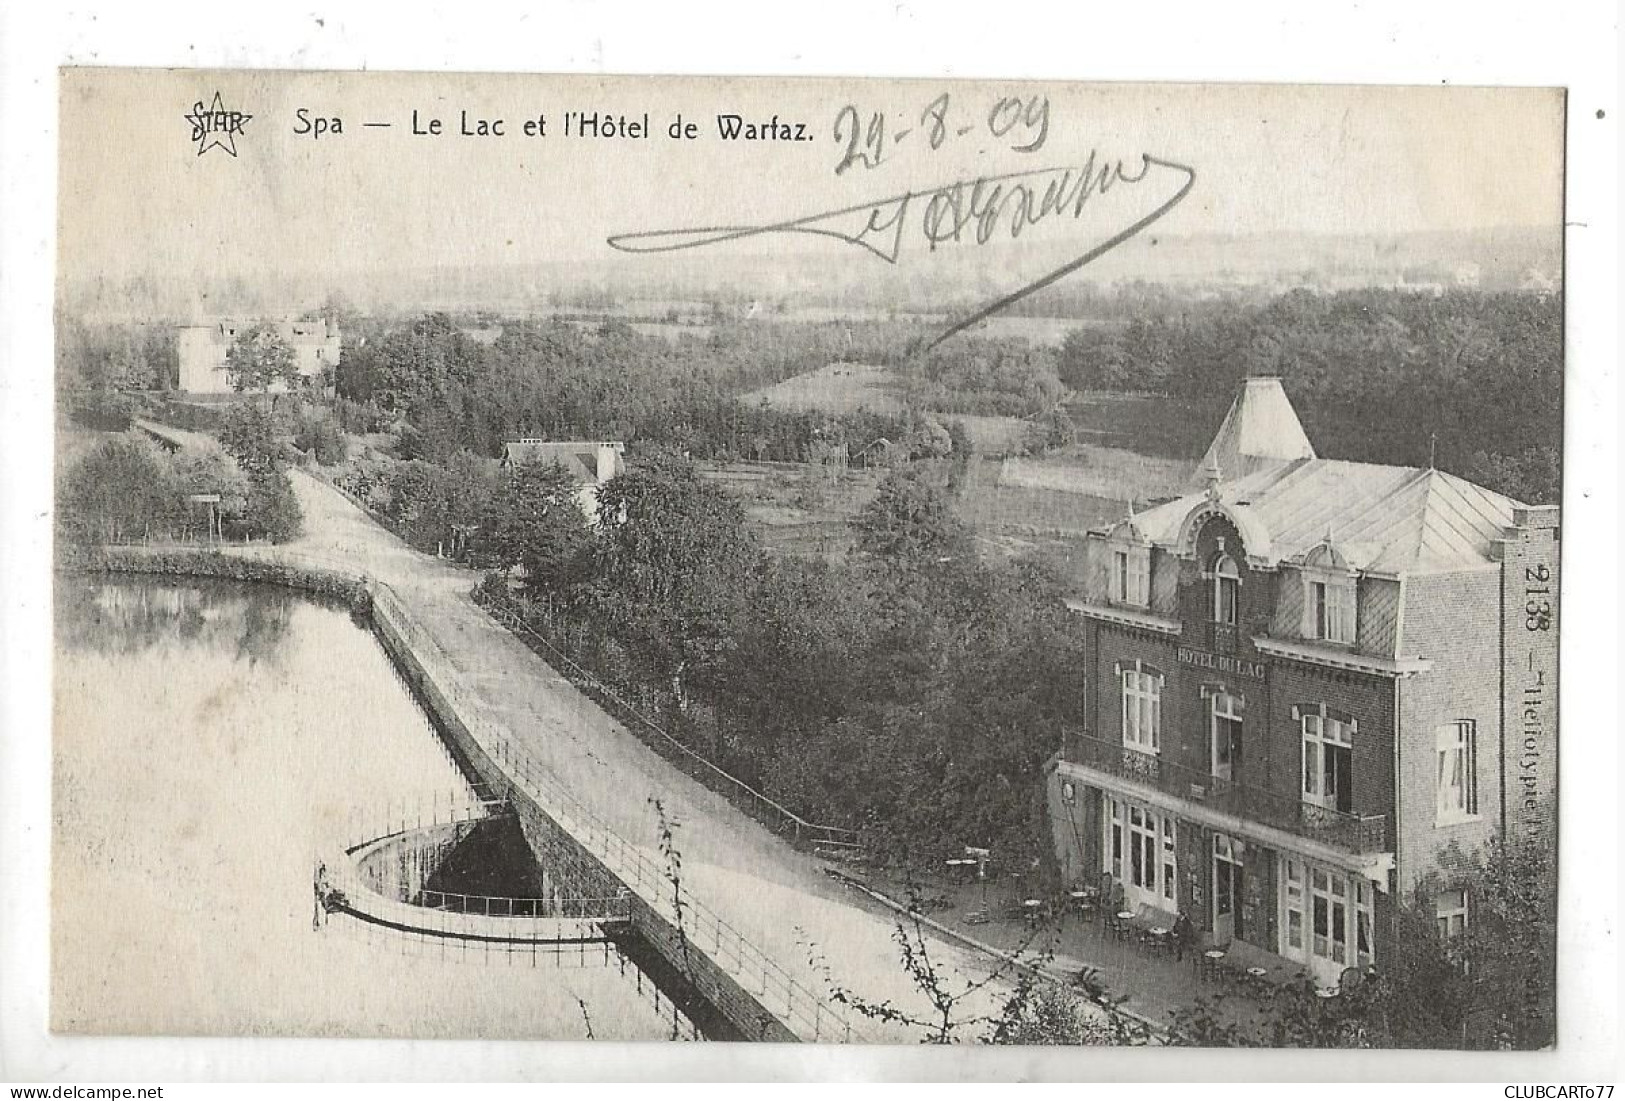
[477, 592, 865, 854]
[1060, 728, 1389, 855]
[369, 583, 862, 1043]
[99, 537, 863, 1041]
[325, 910, 705, 1040]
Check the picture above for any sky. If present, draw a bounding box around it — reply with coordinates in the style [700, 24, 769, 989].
[58, 69, 1565, 299]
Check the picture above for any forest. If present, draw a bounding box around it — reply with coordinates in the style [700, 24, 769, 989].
[325, 288, 1562, 503]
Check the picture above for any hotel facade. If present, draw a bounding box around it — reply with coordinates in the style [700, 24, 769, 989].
[1044, 378, 1559, 986]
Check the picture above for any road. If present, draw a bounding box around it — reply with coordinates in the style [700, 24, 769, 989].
[271, 468, 1022, 1042]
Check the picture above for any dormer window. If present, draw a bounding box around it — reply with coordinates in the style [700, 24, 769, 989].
[1112, 546, 1151, 608]
[1212, 554, 1240, 625]
[1302, 544, 1357, 645]
[1307, 578, 1356, 643]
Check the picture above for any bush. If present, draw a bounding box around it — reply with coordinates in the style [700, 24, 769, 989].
[58, 433, 177, 542]
[243, 471, 304, 543]
[294, 408, 347, 465]
[68, 391, 136, 432]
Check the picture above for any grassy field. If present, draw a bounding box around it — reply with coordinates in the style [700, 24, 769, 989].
[1065, 391, 1224, 461]
[956, 447, 1190, 542]
[733, 366, 1211, 560]
[695, 460, 880, 561]
[744, 363, 1035, 458]
[742, 362, 908, 415]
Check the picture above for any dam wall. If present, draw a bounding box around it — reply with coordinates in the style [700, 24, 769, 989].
[75, 545, 851, 1042]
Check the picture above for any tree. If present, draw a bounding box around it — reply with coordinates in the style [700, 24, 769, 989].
[480, 459, 591, 594]
[245, 470, 304, 543]
[854, 468, 971, 562]
[293, 406, 347, 465]
[58, 433, 177, 543]
[588, 453, 761, 703]
[219, 402, 287, 478]
[225, 325, 300, 393]
[218, 403, 304, 541]
[170, 446, 250, 538]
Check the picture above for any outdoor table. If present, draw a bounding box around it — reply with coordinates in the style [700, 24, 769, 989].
[1245, 966, 1271, 993]
[1200, 948, 1227, 982]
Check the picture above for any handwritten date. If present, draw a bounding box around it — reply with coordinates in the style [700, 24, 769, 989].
[833, 92, 1049, 175]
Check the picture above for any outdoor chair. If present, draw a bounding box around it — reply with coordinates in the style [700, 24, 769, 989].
[1131, 904, 1177, 955]
[1069, 884, 1100, 924]
[1105, 883, 1130, 940]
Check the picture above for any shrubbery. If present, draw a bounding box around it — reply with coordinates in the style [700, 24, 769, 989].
[59, 403, 306, 546]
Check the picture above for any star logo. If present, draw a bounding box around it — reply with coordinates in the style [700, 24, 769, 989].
[184, 92, 253, 157]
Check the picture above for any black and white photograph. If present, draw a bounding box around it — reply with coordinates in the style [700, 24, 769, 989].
[1, 6, 1618, 1085]
[42, 68, 1570, 1048]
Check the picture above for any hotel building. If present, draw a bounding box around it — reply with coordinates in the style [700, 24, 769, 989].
[1045, 377, 1559, 985]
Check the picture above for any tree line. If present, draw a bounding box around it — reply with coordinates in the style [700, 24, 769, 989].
[1056, 288, 1563, 503]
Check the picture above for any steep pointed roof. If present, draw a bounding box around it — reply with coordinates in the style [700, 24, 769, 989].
[1196, 377, 1317, 484]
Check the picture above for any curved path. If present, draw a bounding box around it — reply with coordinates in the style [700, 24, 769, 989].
[247, 469, 1022, 1042]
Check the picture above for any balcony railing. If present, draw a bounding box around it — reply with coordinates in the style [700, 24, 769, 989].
[1060, 727, 1389, 855]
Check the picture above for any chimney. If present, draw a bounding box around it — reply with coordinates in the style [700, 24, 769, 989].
[1195, 376, 1316, 486]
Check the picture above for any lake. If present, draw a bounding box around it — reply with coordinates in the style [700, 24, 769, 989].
[52, 573, 701, 1040]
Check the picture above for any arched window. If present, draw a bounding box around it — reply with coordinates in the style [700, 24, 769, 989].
[1302, 542, 1358, 644]
[1212, 553, 1240, 625]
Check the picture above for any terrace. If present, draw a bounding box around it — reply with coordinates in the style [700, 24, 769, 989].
[1059, 727, 1390, 857]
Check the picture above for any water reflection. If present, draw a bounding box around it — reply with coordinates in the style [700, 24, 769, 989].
[56, 575, 297, 668]
[53, 573, 700, 1041]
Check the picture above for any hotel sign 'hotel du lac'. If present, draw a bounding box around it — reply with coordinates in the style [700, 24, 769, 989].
[1045, 376, 1558, 989]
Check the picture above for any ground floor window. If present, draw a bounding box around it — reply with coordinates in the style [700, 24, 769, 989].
[1436, 887, 1469, 939]
[1279, 855, 1375, 982]
[1104, 796, 1178, 910]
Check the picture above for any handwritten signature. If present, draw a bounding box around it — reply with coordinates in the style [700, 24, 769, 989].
[607, 152, 1195, 349]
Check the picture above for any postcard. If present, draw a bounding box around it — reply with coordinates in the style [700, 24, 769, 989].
[48, 68, 1565, 1052]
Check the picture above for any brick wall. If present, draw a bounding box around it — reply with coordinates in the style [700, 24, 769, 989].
[1151, 548, 1181, 618]
[1267, 662, 1395, 824]
[371, 592, 801, 1042]
[1394, 566, 1503, 893]
[1045, 764, 1100, 885]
